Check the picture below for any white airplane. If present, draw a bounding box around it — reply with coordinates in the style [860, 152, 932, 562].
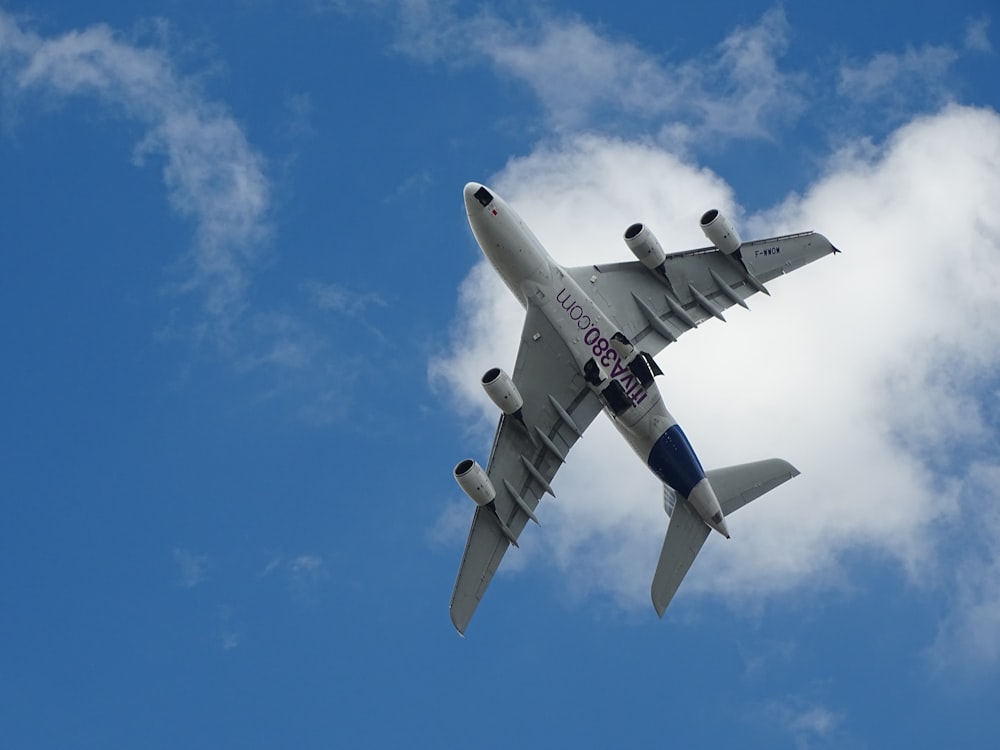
[450, 182, 838, 634]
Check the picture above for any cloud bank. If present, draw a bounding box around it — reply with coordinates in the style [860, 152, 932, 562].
[430, 6, 1000, 665]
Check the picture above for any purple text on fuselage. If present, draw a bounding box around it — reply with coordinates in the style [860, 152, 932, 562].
[556, 287, 648, 406]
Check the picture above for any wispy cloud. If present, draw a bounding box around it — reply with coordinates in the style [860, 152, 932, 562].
[304, 281, 387, 316]
[216, 604, 242, 651]
[172, 547, 209, 588]
[0, 11, 270, 339]
[0, 12, 390, 419]
[379, 4, 803, 145]
[928, 462, 1000, 673]
[963, 17, 994, 54]
[366, 2, 993, 152]
[763, 697, 845, 749]
[261, 553, 328, 598]
[240, 312, 327, 371]
[288, 553, 324, 577]
[834, 17, 994, 130]
[838, 44, 959, 104]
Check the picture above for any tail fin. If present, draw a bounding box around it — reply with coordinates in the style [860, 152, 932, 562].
[651, 458, 799, 617]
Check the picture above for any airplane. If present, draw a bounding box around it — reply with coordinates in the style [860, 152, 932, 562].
[450, 181, 838, 635]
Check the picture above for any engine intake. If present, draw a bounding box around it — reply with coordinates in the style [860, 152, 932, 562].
[454, 459, 496, 507]
[699, 209, 742, 255]
[624, 223, 667, 270]
[481, 367, 523, 416]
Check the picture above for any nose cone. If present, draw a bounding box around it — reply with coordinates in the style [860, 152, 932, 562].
[464, 182, 494, 213]
[463, 182, 480, 212]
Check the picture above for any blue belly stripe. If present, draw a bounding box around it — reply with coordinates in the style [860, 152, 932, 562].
[647, 424, 706, 497]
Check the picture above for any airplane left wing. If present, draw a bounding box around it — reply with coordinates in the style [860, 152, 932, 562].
[450, 301, 603, 634]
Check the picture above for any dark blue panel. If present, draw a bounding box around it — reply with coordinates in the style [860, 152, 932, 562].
[647, 425, 705, 497]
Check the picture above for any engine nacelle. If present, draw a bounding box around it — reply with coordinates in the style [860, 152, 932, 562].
[481, 367, 523, 416]
[454, 458, 496, 506]
[624, 223, 667, 270]
[699, 209, 742, 255]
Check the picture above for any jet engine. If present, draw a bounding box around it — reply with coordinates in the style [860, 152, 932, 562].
[454, 458, 496, 506]
[481, 367, 523, 416]
[624, 223, 667, 270]
[699, 209, 742, 255]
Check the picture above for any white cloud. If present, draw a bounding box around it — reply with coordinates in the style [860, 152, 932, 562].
[382, 3, 997, 154]
[0, 12, 270, 337]
[384, 4, 803, 144]
[433, 105, 1000, 657]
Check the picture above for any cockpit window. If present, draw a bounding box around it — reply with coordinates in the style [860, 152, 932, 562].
[474, 187, 494, 207]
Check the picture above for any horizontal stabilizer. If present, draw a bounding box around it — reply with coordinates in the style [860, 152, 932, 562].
[651, 499, 710, 617]
[650, 458, 799, 617]
[706, 458, 799, 516]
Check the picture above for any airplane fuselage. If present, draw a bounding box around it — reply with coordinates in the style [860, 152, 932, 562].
[464, 182, 730, 537]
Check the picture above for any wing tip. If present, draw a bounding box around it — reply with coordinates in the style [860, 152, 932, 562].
[449, 606, 470, 637]
[652, 597, 667, 619]
[768, 457, 800, 478]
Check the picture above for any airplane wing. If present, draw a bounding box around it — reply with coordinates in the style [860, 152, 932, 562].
[450, 301, 604, 634]
[566, 232, 838, 356]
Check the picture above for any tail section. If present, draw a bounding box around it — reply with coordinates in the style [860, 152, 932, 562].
[650, 458, 799, 617]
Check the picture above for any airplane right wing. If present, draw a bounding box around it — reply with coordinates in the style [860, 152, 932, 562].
[450, 301, 604, 634]
[566, 232, 839, 358]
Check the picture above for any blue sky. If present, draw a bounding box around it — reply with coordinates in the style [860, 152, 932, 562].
[2, 1, 999, 747]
